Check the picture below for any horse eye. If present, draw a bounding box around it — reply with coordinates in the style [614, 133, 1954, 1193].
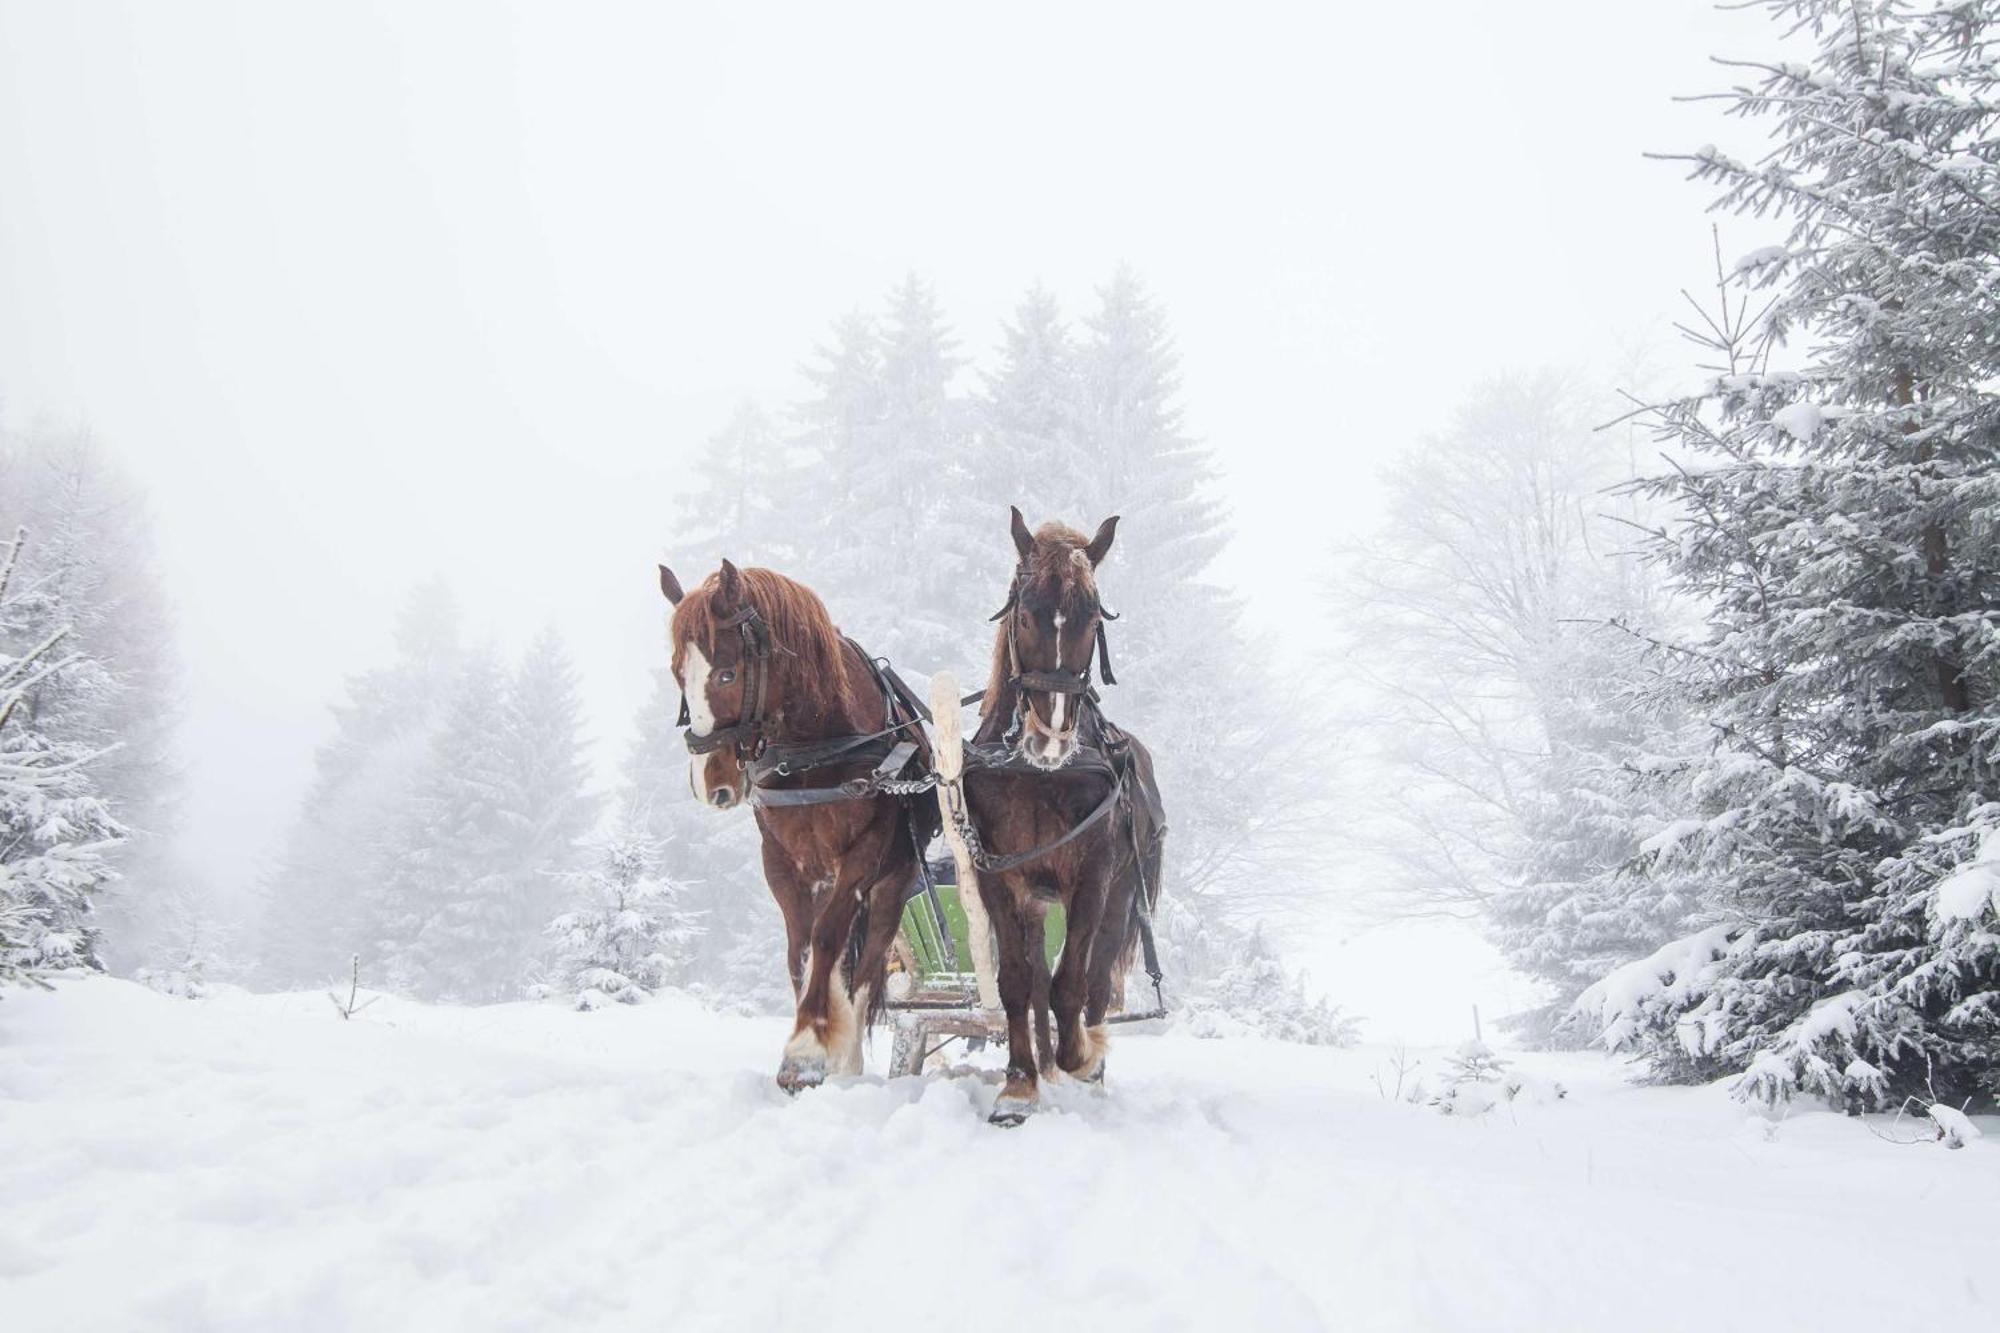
[716, 669, 737, 685]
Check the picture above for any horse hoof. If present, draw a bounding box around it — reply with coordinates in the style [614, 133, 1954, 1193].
[776, 1055, 826, 1094]
[992, 1088, 1040, 1128]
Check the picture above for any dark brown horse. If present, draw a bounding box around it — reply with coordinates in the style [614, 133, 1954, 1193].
[962, 508, 1166, 1125]
[658, 558, 935, 1091]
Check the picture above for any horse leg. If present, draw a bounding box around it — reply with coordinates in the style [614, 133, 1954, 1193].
[760, 837, 814, 1002]
[775, 841, 880, 1093]
[831, 860, 912, 1076]
[981, 875, 1040, 1126]
[1027, 911, 1056, 1076]
[1081, 865, 1144, 1082]
[1053, 858, 1111, 1081]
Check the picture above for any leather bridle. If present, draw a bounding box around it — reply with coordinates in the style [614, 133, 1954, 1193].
[677, 602, 776, 762]
[990, 567, 1118, 744]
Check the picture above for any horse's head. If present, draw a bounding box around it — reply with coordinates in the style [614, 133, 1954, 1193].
[658, 558, 847, 812]
[993, 506, 1118, 770]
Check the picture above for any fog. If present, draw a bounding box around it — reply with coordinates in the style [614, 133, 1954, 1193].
[1, 0, 1755, 1037]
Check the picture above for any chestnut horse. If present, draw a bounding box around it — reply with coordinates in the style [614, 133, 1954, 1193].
[961, 508, 1167, 1125]
[658, 558, 936, 1091]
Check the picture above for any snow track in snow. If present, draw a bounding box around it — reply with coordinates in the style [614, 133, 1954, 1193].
[1, 978, 1992, 1332]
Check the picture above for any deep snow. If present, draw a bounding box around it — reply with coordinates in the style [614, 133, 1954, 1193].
[1, 978, 1992, 1332]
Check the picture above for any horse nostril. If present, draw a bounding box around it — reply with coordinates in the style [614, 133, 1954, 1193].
[710, 788, 735, 809]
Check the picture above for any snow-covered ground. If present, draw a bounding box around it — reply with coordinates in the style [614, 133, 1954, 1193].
[2, 978, 1992, 1333]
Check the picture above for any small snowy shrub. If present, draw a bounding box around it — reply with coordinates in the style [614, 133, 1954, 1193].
[683, 927, 796, 1017]
[136, 960, 208, 999]
[1430, 1040, 1519, 1116]
[133, 884, 236, 1000]
[1428, 1040, 1566, 1116]
[1926, 1103, 1982, 1151]
[1172, 925, 1359, 1046]
[1442, 1039, 1511, 1086]
[544, 830, 703, 1010]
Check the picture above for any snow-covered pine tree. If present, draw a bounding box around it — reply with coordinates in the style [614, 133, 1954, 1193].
[0, 528, 126, 986]
[784, 308, 884, 580]
[617, 669, 780, 1006]
[790, 275, 988, 679]
[133, 879, 236, 999]
[1331, 373, 1700, 1040]
[976, 283, 1082, 524]
[259, 581, 462, 986]
[1167, 915, 1361, 1046]
[629, 389, 795, 1010]
[542, 822, 704, 1009]
[390, 647, 527, 1001]
[675, 401, 791, 566]
[1060, 268, 1330, 937]
[1490, 603, 1704, 1042]
[1592, 0, 2000, 1107]
[0, 428, 179, 972]
[950, 268, 1337, 997]
[505, 626, 597, 899]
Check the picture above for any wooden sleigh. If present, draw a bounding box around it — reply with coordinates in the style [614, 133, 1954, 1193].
[883, 670, 1007, 1075]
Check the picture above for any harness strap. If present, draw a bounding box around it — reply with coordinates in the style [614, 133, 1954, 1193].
[955, 770, 1124, 874]
[1014, 670, 1093, 696]
[871, 739, 918, 787]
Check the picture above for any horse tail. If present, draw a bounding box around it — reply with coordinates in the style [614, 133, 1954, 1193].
[845, 898, 891, 1035]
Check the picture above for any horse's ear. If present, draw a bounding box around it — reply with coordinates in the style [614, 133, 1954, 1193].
[1084, 515, 1119, 567]
[658, 564, 684, 605]
[716, 558, 744, 609]
[1009, 505, 1035, 563]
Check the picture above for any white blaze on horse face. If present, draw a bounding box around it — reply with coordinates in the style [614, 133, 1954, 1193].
[684, 641, 716, 800]
[683, 642, 717, 735]
[1050, 612, 1068, 733]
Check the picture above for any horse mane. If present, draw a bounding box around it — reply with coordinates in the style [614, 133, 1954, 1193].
[671, 566, 852, 723]
[978, 521, 1100, 731]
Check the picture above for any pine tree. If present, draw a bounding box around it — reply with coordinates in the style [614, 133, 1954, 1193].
[618, 668, 784, 1009]
[391, 648, 526, 1001]
[1170, 917, 1360, 1046]
[1590, 1, 2000, 1107]
[785, 308, 885, 579]
[1063, 268, 1327, 934]
[506, 626, 598, 894]
[260, 581, 461, 986]
[133, 879, 236, 999]
[0, 529, 126, 986]
[642, 392, 794, 1003]
[675, 401, 790, 566]
[542, 823, 704, 1009]
[977, 284, 1081, 526]
[790, 276, 987, 677]
[1331, 374, 1701, 1040]
[0, 428, 178, 972]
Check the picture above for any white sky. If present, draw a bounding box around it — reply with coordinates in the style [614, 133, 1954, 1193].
[0, 1, 1765, 1038]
